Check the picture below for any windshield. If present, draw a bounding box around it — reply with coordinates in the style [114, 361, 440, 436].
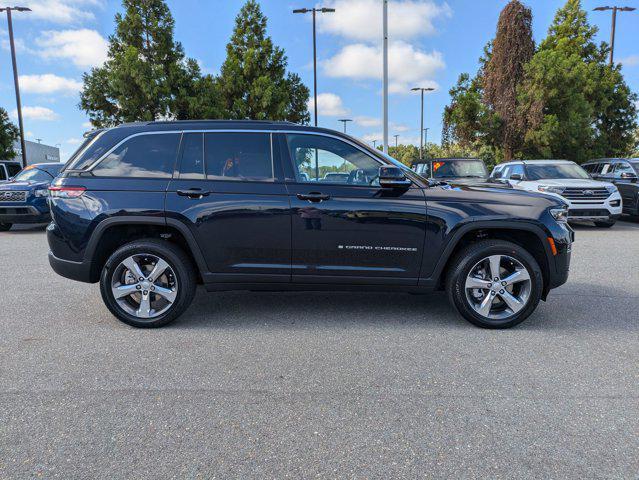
[432, 160, 488, 178]
[526, 163, 590, 180]
[12, 167, 54, 183]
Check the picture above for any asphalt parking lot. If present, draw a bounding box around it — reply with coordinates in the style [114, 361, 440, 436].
[1, 221, 638, 479]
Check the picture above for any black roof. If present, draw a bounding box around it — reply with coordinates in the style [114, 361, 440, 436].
[412, 157, 481, 164]
[110, 119, 322, 132]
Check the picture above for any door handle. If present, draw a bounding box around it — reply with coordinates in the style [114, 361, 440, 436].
[297, 192, 330, 202]
[177, 188, 210, 198]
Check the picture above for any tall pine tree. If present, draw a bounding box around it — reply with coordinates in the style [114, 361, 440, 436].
[519, 0, 637, 161]
[80, 0, 214, 127]
[483, 0, 534, 161]
[218, 0, 310, 123]
[0, 107, 18, 160]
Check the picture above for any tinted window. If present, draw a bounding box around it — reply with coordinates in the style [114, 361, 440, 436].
[64, 130, 110, 171]
[525, 163, 590, 180]
[432, 160, 487, 179]
[509, 164, 525, 178]
[582, 163, 596, 173]
[205, 133, 272, 181]
[7, 164, 21, 176]
[286, 134, 381, 185]
[92, 133, 179, 178]
[614, 161, 634, 178]
[179, 133, 204, 179]
[13, 167, 54, 183]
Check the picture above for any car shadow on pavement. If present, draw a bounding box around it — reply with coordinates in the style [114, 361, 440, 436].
[172, 289, 472, 331]
[169, 280, 638, 332]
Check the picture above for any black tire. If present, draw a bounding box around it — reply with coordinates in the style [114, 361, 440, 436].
[0, 223, 12, 232]
[446, 240, 543, 329]
[593, 219, 616, 228]
[99, 239, 197, 328]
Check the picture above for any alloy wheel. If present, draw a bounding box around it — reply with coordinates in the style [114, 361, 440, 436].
[464, 254, 532, 320]
[110, 253, 178, 319]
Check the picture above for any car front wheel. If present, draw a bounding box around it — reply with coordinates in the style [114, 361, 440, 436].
[446, 240, 543, 329]
[0, 223, 12, 231]
[99, 239, 197, 328]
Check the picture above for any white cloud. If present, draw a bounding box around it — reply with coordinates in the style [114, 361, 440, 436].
[362, 132, 382, 143]
[19, 74, 82, 95]
[36, 29, 108, 68]
[323, 41, 444, 94]
[12, 106, 59, 121]
[620, 55, 639, 67]
[355, 116, 381, 127]
[307, 93, 349, 116]
[20, 0, 103, 24]
[66, 137, 82, 145]
[82, 121, 92, 129]
[318, 0, 452, 41]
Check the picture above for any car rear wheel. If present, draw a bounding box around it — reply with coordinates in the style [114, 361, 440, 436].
[446, 240, 543, 329]
[593, 219, 616, 228]
[0, 223, 12, 232]
[99, 239, 197, 328]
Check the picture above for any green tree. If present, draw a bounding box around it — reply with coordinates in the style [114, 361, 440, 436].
[388, 144, 420, 167]
[0, 107, 18, 160]
[483, 0, 534, 160]
[218, 0, 310, 123]
[80, 0, 216, 127]
[519, 0, 637, 161]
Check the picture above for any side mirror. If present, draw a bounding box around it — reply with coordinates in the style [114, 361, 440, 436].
[620, 172, 637, 181]
[379, 166, 411, 189]
[509, 173, 523, 181]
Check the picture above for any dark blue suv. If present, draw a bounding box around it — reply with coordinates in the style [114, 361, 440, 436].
[0, 163, 64, 231]
[47, 121, 573, 329]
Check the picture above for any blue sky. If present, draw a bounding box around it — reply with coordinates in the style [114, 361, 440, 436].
[0, 0, 637, 161]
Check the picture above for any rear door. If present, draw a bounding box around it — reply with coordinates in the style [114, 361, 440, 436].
[165, 131, 291, 284]
[281, 132, 427, 285]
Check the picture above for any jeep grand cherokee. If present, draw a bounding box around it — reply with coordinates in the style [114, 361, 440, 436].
[47, 121, 573, 329]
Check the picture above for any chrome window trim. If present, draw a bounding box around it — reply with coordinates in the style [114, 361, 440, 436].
[83, 129, 388, 176]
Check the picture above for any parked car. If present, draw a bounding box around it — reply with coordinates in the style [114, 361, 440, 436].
[0, 163, 64, 231]
[491, 159, 621, 228]
[47, 121, 572, 329]
[412, 158, 489, 184]
[0, 161, 22, 183]
[583, 158, 639, 216]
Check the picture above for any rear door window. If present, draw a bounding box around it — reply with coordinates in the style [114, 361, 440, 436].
[179, 133, 205, 179]
[92, 133, 180, 178]
[7, 164, 21, 177]
[205, 132, 273, 181]
[0, 166, 6, 181]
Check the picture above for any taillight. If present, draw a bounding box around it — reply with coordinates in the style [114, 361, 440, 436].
[48, 186, 86, 198]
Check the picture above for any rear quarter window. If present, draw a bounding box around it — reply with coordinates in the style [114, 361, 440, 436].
[92, 133, 180, 178]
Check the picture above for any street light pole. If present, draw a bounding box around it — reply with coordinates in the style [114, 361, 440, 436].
[338, 118, 352, 133]
[372, 140, 378, 149]
[393, 134, 399, 148]
[293, 7, 335, 126]
[1, 6, 31, 168]
[411, 87, 434, 160]
[382, 0, 389, 154]
[423, 128, 429, 146]
[594, 6, 636, 66]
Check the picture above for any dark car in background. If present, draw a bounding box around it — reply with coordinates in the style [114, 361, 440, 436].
[47, 121, 572, 330]
[0, 161, 22, 183]
[412, 157, 489, 184]
[0, 163, 64, 231]
[583, 158, 639, 216]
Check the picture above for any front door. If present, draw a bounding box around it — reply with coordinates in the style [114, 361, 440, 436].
[281, 133, 427, 285]
[165, 131, 291, 283]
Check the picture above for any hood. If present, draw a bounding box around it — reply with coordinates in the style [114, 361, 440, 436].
[532, 178, 613, 188]
[0, 180, 50, 191]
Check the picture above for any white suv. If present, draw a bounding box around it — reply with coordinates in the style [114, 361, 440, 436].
[491, 160, 622, 228]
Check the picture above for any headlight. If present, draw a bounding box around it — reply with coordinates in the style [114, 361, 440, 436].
[605, 185, 618, 194]
[34, 188, 49, 197]
[550, 207, 568, 223]
[538, 185, 565, 195]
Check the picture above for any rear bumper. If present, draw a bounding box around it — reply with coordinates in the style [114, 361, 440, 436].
[48, 251, 94, 283]
[0, 205, 50, 224]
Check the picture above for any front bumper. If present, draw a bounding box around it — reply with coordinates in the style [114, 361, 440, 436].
[0, 205, 50, 224]
[564, 193, 622, 220]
